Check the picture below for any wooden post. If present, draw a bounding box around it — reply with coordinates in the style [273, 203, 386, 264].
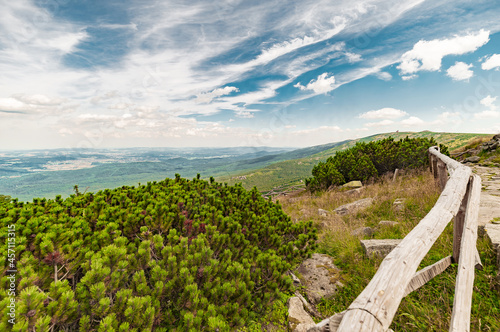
[432, 155, 438, 179]
[453, 179, 471, 263]
[449, 174, 481, 332]
[393, 168, 399, 182]
[437, 160, 448, 190]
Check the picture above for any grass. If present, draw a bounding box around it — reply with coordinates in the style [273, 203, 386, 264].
[273, 169, 500, 331]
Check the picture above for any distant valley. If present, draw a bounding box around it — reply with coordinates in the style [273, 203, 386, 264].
[0, 131, 492, 201]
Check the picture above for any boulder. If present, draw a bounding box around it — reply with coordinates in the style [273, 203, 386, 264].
[334, 198, 373, 215]
[288, 297, 315, 332]
[296, 253, 342, 304]
[318, 208, 329, 217]
[464, 156, 481, 163]
[393, 198, 405, 212]
[342, 180, 363, 189]
[361, 239, 402, 258]
[344, 187, 364, 196]
[378, 220, 399, 227]
[351, 226, 374, 237]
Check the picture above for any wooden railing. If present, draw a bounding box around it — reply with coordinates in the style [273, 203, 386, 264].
[312, 146, 482, 332]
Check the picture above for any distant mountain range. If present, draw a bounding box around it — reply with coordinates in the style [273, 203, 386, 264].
[0, 131, 492, 201]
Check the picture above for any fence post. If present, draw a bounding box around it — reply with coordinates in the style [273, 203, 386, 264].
[437, 160, 448, 190]
[453, 179, 471, 263]
[432, 155, 438, 179]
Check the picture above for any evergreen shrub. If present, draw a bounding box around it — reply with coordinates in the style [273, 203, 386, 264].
[0, 176, 317, 331]
[305, 136, 449, 191]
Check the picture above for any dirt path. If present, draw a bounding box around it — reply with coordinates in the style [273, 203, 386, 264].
[472, 165, 500, 226]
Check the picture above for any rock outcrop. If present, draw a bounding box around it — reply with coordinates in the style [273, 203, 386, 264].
[288, 297, 315, 332]
[295, 253, 342, 304]
[334, 198, 373, 215]
[360, 239, 402, 258]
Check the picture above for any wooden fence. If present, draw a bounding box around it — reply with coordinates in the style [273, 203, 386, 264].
[312, 146, 482, 332]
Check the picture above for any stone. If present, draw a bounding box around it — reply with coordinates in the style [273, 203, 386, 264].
[342, 180, 363, 188]
[296, 253, 342, 304]
[393, 198, 405, 212]
[318, 208, 329, 217]
[485, 223, 500, 268]
[344, 187, 364, 196]
[464, 156, 481, 163]
[288, 297, 315, 332]
[493, 133, 500, 140]
[378, 220, 399, 227]
[351, 226, 374, 237]
[360, 239, 402, 258]
[334, 198, 373, 215]
[288, 271, 302, 286]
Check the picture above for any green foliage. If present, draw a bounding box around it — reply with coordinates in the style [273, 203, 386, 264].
[306, 136, 449, 191]
[0, 177, 317, 331]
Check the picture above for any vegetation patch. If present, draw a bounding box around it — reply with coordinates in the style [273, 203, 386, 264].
[0, 175, 317, 331]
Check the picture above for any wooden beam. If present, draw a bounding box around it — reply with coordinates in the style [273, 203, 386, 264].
[453, 181, 470, 263]
[437, 160, 448, 191]
[337, 164, 471, 331]
[404, 256, 452, 297]
[475, 248, 483, 271]
[449, 174, 481, 332]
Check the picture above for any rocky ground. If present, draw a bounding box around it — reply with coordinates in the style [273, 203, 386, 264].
[472, 165, 500, 226]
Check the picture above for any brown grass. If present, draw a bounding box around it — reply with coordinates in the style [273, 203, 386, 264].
[279, 169, 441, 248]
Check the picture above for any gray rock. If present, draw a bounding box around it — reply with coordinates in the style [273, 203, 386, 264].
[493, 133, 500, 141]
[296, 253, 342, 304]
[464, 156, 481, 163]
[334, 198, 373, 215]
[288, 271, 302, 286]
[361, 239, 402, 258]
[288, 297, 315, 332]
[351, 226, 374, 237]
[344, 187, 364, 196]
[393, 198, 405, 212]
[379, 220, 400, 227]
[318, 208, 329, 217]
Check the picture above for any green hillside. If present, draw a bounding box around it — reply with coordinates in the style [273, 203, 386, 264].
[218, 131, 493, 193]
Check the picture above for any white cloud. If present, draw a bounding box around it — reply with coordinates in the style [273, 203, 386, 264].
[294, 73, 336, 94]
[397, 29, 490, 75]
[481, 54, 500, 70]
[359, 108, 408, 119]
[480, 95, 497, 109]
[474, 110, 500, 119]
[401, 116, 424, 126]
[365, 119, 394, 127]
[446, 62, 474, 81]
[195, 86, 239, 104]
[375, 71, 392, 81]
[401, 74, 418, 80]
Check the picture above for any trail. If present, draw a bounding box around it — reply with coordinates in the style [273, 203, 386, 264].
[472, 165, 500, 226]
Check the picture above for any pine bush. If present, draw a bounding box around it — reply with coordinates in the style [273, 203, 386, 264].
[0, 176, 317, 331]
[306, 136, 449, 192]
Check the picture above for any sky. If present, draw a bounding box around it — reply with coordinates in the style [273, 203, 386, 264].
[1, 0, 500, 150]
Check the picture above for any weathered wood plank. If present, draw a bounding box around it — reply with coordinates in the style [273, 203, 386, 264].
[453, 182, 470, 263]
[449, 174, 481, 332]
[437, 160, 448, 191]
[404, 256, 452, 297]
[475, 248, 483, 270]
[337, 164, 471, 331]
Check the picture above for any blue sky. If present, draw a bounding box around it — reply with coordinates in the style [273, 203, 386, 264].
[1, 0, 500, 150]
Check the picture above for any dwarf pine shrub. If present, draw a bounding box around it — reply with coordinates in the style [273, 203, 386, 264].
[0, 175, 317, 331]
[305, 136, 449, 191]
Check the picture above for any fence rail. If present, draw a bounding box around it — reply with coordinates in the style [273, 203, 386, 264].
[312, 146, 482, 332]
